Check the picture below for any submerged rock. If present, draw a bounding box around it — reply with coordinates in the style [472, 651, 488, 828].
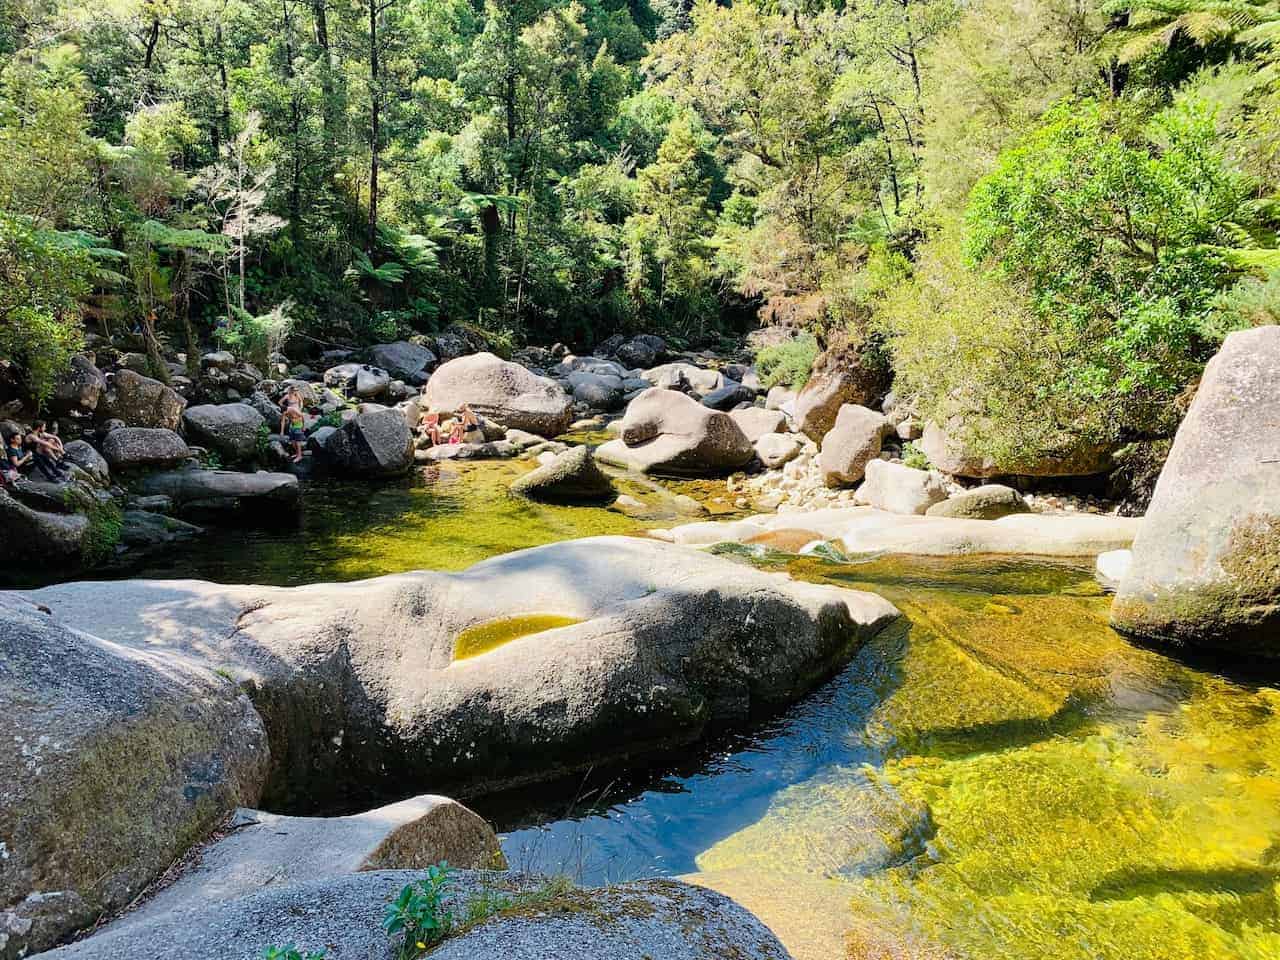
[509, 445, 615, 503]
[1113, 325, 1280, 654]
[20, 537, 898, 811]
[596, 387, 754, 476]
[0, 594, 269, 958]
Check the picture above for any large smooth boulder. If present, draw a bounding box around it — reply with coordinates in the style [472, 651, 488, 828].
[22, 537, 899, 812]
[96, 370, 185, 430]
[132, 468, 300, 515]
[926, 483, 1029, 520]
[0, 595, 269, 958]
[0, 491, 88, 563]
[182, 403, 265, 462]
[510, 445, 615, 503]
[1113, 326, 1280, 654]
[49, 356, 106, 415]
[102, 427, 191, 471]
[858, 459, 947, 515]
[595, 388, 754, 476]
[641, 362, 724, 397]
[793, 344, 885, 441]
[370, 341, 436, 380]
[819, 405, 891, 488]
[42, 872, 788, 960]
[920, 419, 1115, 479]
[423, 352, 573, 437]
[730, 407, 788, 444]
[321, 407, 413, 477]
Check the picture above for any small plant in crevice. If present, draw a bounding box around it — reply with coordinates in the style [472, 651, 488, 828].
[901, 441, 930, 471]
[383, 862, 452, 959]
[62, 487, 123, 565]
[261, 946, 326, 960]
[255, 422, 273, 458]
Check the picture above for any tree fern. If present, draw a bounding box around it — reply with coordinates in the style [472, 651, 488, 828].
[1101, 0, 1280, 63]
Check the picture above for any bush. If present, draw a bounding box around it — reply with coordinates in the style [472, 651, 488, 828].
[383, 863, 452, 959]
[755, 334, 818, 391]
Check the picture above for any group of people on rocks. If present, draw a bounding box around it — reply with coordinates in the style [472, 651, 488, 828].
[275, 380, 485, 466]
[3, 421, 72, 488]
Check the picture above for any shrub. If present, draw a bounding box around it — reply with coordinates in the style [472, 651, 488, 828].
[755, 334, 818, 391]
[901, 441, 930, 471]
[261, 947, 326, 960]
[383, 863, 452, 959]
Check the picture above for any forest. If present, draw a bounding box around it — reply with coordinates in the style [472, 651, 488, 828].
[1, 0, 1278, 466]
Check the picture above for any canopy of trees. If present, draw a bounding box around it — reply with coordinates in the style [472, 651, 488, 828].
[0, 0, 1276, 457]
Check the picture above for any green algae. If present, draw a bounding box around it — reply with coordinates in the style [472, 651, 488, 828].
[695, 552, 1280, 960]
[454, 614, 583, 660]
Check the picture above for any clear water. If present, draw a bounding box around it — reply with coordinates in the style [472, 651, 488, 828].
[17, 469, 1280, 960]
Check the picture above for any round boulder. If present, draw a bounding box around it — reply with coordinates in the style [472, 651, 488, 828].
[595, 388, 754, 477]
[818, 405, 891, 488]
[320, 407, 413, 477]
[49, 356, 106, 415]
[182, 403, 266, 463]
[101, 427, 191, 471]
[370, 341, 436, 381]
[96, 370, 186, 430]
[510, 445, 615, 503]
[422, 352, 574, 438]
[926, 483, 1029, 520]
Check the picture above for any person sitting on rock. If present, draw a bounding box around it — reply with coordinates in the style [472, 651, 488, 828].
[458, 403, 484, 445]
[423, 412, 443, 447]
[279, 403, 307, 464]
[28, 421, 70, 482]
[3, 431, 30, 486]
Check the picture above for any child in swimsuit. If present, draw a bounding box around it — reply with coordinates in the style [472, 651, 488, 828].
[280, 404, 306, 463]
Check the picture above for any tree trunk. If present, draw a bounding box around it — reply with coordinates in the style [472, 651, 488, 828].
[481, 202, 502, 309]
[311, 0, 338, 157]
[367, 0, 380, 246]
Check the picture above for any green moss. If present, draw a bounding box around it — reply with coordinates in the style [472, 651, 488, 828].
[453, 614, 583, 660]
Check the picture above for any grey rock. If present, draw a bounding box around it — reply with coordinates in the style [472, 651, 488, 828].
[764, 386, 796, 411]
[200, 351, 235, 370]
[926, 484, 1029, 520]
[182, 403, 266, 462]
[857, 460, 948, 515]
[0, 490, 88, 562]
[510, 445, 615, 503]
[371, 341, 436, 380]
[320, 408, 413, 477]
[0, 594, 268, 959]
[20, 537, 899, 811]
[415, 440, 519, 462]
[1113, 325, 1280, 654]
[132, 468, 300, 514]
[101, 427, 191, 471]
[567, 371, 625, 410]
[50, 356, 106, 415]
[701, 381, 754, 411]
[97, 370, 186, 430]
[62, 440, 109, 485]
[641, 362, 724, 397]
[818, 405, 891, 488]
[324, 363, 391, 400]
[422, 352, 574, 438]
[120, 509, 203, 546]
[615, 337, 658, 369]
[595, 388, 754, 477]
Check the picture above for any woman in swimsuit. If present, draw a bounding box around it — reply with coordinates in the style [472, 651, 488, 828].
[280, 403, 307, 463]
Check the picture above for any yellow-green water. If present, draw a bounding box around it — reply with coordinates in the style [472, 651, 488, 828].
[454, 614, 583, 660]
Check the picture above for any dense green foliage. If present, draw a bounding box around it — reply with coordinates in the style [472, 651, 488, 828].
[0, 0, 1276, 454]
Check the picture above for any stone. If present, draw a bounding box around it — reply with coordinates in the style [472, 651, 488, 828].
[371, 341, 436, 380]
[920, 419, 1115, 479]
[61, 440, 109, 485]
[320, 407, 413, 478]
[97, 370, 186, 430]
[21, 537, 899, 812]
[49, 356, 106, 415]
[793, 347, 884, 441]
[510, 445, 615, 503]
[323, 362, 391, 400]
[120, 510, 203, 547]
[0, 594, 269, 958]
[42, 872, 788, 960]
[1095, 549, 1132, 593]
[132, 468, 300, 515]
[615, 337, 659, 369]
[701, 381, 754, 411]
[926, 484, 1030, 520]
[595, 388, 754, 477]
[765, 386, 796, 411]
[641, 362, 725, 396]
[567, 371, 625, 411]
[200, 351, 235, 371]
[857, 459, 948, 515]
[730, 407, 787, 443]
[101, 427, 191, 471]
[422, 352, 574, 437]
[0, 490, 88, 562]
[415, 440, 519, 462]
[818, 405, 891, 488]
[1112, 326, 1280, 654]
[755, 433, 802, 469]
[182, 404, 266, 463]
